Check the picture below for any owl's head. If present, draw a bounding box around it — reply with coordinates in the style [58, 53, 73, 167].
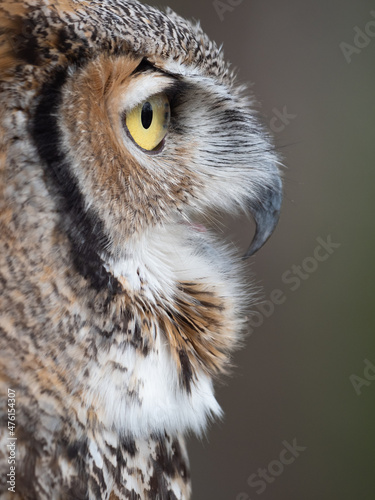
[1, 0, 281, 263]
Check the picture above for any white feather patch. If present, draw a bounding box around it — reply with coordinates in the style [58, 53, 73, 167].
[80, 225, 243, 438]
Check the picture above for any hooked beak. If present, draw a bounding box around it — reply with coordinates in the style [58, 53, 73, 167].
[244, 176, 282, 258]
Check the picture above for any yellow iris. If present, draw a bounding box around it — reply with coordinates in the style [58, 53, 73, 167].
[125, 93, 171, 151]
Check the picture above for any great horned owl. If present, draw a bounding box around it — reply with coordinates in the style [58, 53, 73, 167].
[0, 0, 282, 498]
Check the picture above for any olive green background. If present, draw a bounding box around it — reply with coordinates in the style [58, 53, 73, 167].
[147, 1, 375, 498]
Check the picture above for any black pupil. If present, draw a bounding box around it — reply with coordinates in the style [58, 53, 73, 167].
[141, 102, 153, 129]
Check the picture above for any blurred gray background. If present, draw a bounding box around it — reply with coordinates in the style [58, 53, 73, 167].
[147, 0, 375, 498]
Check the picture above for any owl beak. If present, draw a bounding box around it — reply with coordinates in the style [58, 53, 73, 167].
[244, 177, 282, 258]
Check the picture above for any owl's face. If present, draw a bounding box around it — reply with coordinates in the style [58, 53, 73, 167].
[32, 53, 281, 263]
[0, 0, 282, 442]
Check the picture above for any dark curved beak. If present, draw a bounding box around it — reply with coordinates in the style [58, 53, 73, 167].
[243, 176, 282, 258]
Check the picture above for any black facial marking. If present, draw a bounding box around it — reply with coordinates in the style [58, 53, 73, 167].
[30, 69, 122, 295]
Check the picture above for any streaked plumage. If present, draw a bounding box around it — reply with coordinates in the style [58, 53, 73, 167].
[0, 1, 282, 498]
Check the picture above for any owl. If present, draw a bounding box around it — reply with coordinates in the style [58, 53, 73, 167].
[0, 0, 282, 498]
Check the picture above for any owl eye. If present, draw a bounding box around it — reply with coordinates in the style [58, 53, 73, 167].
[125, 93, 171, 152]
